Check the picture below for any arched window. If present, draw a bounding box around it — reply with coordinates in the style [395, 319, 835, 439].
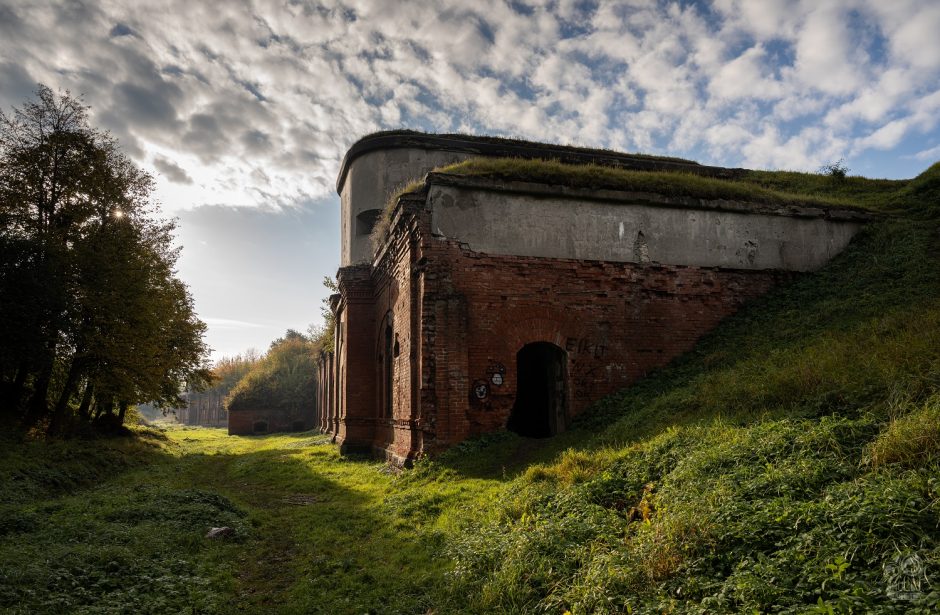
[384, 323, 394, 418]
[357, 209, 382, 236]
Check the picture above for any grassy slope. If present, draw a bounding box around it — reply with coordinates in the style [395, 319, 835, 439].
[2, 163, 938, 614]
[425, 163, 940, 613]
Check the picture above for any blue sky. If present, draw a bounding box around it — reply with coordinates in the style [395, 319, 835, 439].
[1, 0, 938, 360]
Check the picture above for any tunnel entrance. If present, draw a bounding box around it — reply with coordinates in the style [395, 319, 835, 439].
[507, 342, 567, 438]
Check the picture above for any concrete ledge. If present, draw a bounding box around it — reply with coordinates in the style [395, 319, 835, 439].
[426, 179, 872, 272]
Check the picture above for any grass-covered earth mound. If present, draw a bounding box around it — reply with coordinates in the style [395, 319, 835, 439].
[2, 163, 939, 614]
[435, 157, 898, 210]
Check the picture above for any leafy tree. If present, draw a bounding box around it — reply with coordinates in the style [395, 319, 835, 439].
[309, 276, 337, 352]
[225, 331, 318, 416]
[0, 85, 210, 434]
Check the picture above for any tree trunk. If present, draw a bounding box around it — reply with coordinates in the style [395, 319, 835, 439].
[98, 396, 114, 418]
[4, 363, 29, 418]
[117, 401, 129, 425]
[48, 359, 81, 436]
[77, 381, 94, 422]
[20, 352, 54, 429]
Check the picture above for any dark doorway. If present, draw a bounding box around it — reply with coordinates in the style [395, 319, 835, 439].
[507, 342, 567, 438]
[252, 420, 268, 433]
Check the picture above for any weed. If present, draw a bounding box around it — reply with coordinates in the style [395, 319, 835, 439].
[819, 158, 850, 180]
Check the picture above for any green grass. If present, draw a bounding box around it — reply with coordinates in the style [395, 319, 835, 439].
[435, 157, 892, 210]
[428, 163, 940, 613]
[0, 426, 495, 614]
[4, 163, 940, 613]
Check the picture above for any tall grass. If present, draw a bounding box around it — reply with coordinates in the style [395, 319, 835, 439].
[431, 163, 940, 613]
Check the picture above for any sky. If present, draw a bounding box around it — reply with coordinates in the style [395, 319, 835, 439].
[1, 0, 938, 361]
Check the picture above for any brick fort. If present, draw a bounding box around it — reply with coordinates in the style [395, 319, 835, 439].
[315, 132, 869, 465]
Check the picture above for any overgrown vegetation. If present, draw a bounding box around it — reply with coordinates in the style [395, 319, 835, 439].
[3, 162, 939, 613]
[436, 157, 880, 209]
[369, 178, 425, 255]
[429, 161, 940, 613]
[225, 329, 320, 415]
[0, 427, 458, 614]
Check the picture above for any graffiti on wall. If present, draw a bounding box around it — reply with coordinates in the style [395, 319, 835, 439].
[469, 360, 507, 409]
[565, 337, 607, 358]
[472, 380, 489, 400]
[573, 366, 599, 401]
[486, 361, 506, 387]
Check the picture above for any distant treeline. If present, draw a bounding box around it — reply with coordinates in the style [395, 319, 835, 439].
[177, 327, 326, 427]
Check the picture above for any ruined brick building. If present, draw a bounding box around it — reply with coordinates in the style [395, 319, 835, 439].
[315, 132, 869, 465]
[176, 388, 226, 427]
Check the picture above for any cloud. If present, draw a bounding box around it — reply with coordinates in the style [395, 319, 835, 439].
[201, 317, 266, 329]
[153, 155, 193, 184]
[0, 61, 37, 112]
[909, 143, 940, 161]
[0, 0, 935, 219]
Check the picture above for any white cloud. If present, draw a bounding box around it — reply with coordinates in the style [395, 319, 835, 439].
[909, 143, 940, 161]
[709, 45, 784, 101]
[1, 0, 936, 219]
[201, 317, 267, 330]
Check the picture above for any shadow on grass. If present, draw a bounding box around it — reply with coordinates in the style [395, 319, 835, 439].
[0, 430, 445, 615]
[173, 439, 446, 614]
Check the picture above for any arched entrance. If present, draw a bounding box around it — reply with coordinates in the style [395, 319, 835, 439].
[507, 342, 567, 438]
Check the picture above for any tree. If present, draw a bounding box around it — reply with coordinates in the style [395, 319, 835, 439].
[0, 85, 210, 434]
[308, 276, 337, 352]
[225, 330, 319, 416]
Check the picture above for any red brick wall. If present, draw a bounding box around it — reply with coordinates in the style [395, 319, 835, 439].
[227, 407, 313, 435]
[334, 266, 379, 454]
[330, 205, 789, 462]
[413, 232, 788, 454]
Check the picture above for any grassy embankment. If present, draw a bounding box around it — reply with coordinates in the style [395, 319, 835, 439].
[2, 161, 939, 614]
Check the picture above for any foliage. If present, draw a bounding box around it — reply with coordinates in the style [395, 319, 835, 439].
[176, 352, 261, 425]
[309, 275, 338, 353]
[866, 393, 940, 468]
[224, 330, 319, 414]
[819, 158, 850, 180]
[0, 85, 209, 435]
[369, 178, 424, 255]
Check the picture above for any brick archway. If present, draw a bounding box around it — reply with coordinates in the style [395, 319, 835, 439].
[503, 317, 567, 353]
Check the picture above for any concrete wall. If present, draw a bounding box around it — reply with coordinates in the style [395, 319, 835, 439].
[340, 147, 474, 265]
[428, 181, 867, 272]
